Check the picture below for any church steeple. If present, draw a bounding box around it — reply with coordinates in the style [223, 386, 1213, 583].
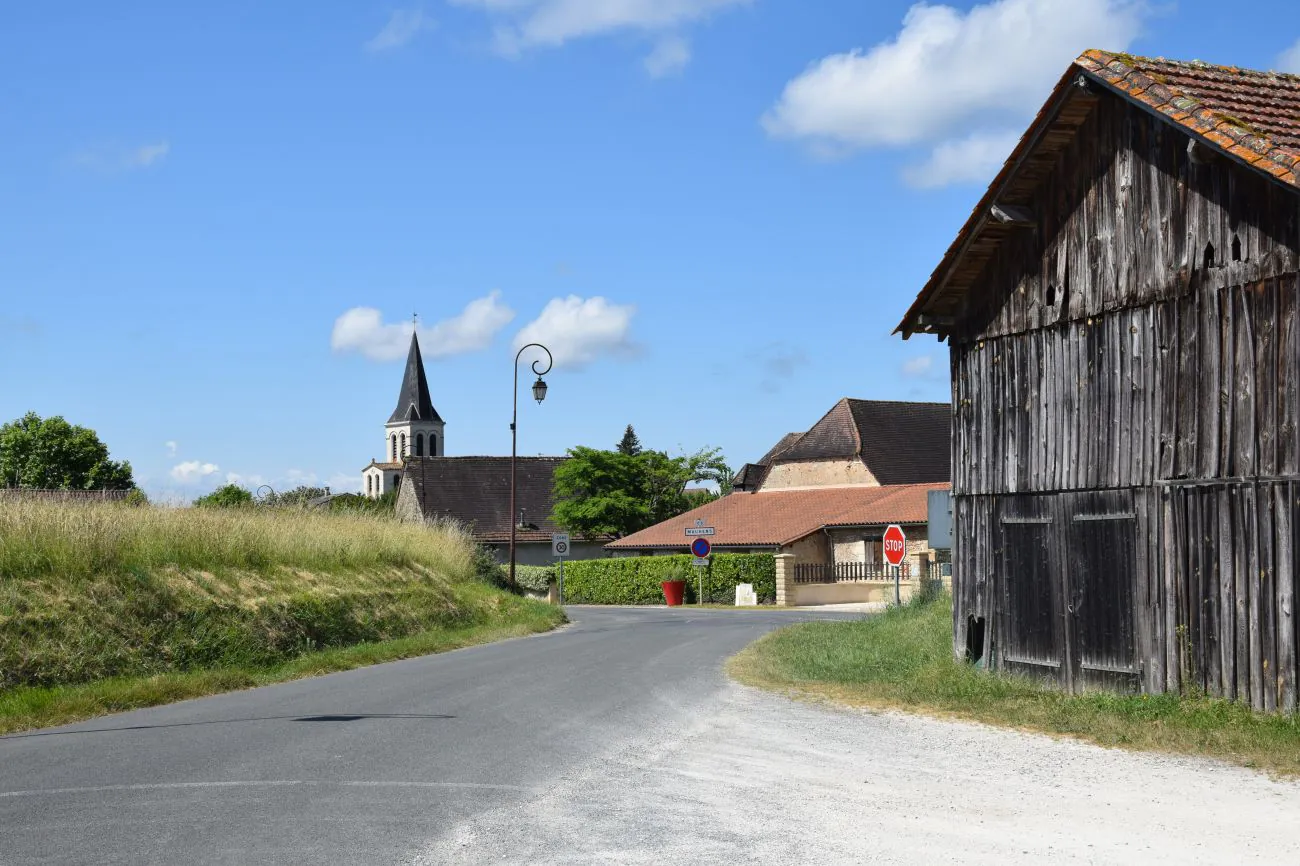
[387, 329, 443, 425]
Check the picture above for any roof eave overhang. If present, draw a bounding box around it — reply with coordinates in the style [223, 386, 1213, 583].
[893, 64, 1101, 340]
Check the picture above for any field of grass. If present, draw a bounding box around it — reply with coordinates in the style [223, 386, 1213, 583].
[0, 500, 565, 731]
[728, 594, 1300, 777]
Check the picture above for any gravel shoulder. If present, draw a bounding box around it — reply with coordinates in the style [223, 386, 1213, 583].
[415, 683, 1300, 865]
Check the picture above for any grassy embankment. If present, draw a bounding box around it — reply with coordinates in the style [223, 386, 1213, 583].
[0, 500, 564, 734]
[729, 593, 1300, 776]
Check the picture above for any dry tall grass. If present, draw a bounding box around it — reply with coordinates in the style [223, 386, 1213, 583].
[0, 501, 557, 692]
[0, 499, 472, 580]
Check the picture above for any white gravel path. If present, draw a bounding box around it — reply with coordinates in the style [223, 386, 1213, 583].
[414, 684, 1300, 865]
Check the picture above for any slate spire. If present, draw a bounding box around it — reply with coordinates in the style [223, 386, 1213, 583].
[388, 330, 443, 424]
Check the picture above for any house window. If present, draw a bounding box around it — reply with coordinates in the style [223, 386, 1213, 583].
[416, 433, 424, 457]
[392, 474, 400, 490]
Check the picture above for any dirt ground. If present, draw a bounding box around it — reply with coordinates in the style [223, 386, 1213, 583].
[415, 684, 1300, 865]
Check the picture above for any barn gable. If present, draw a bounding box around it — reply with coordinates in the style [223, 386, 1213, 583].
[897, 50, 1300, 343]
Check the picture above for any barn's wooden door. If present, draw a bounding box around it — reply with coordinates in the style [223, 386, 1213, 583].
[997, 496, 1065, 685]
[1066, 491, 1140, 692]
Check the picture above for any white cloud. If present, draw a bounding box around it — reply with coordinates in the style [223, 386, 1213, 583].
[1279, 38, 1300, 74]
[901, 129, 1022, 188]
[365, 9, 433, 52]
[130, 141, 169, 167]
[225, 472, 265, 488]
[902, 356, 936, 377]
[165, 440, 178, 457]
[73, 140, 170, 172]
[644, 34, 691, 77]
[762, 0, 1146, 186]
[513, 295, 637, 370]
[284, 469, 319, 485]
[331, 291, 515, 362]
[326, 472, 364, 494]
[452, 0, 746, 62]
[171, 460, 220, 483]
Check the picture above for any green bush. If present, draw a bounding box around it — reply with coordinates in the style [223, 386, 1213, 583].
[561, 554, 775, 605]
[499, 564, 555, 594]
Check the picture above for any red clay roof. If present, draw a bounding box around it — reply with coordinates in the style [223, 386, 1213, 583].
[896, 50, 1300, 338]
[1078, 50, 1300, 183]
[606, 482, 948, 550]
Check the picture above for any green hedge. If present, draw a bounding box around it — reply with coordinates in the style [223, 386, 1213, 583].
[561, 554, 776, 605]
[496, 564, 555, 594]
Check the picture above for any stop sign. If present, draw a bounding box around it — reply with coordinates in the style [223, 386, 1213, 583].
[882, 524, 908, 567]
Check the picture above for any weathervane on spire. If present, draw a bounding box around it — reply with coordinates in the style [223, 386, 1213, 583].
[412, 312, 419, 330]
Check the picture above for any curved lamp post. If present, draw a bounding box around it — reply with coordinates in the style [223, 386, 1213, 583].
[510, 343, 553, 588]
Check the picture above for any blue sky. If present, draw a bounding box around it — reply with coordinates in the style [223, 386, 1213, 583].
[3, 1, 1299, 502]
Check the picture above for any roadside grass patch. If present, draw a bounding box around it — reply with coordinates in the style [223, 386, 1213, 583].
[0, 602, 562, 736]
[727, 593, 1300, 777]
[0, 501, 566, 732]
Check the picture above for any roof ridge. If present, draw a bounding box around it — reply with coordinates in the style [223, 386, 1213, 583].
[1084, 48, 1300, 82]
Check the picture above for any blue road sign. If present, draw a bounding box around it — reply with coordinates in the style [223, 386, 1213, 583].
[690, 537, 711, 558]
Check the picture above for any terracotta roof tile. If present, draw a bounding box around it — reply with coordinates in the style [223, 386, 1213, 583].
[897, 50, 1300, 338]
[606, 482, 948, 550]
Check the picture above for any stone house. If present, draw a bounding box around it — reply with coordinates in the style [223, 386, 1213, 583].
[607, 398, 952, 601]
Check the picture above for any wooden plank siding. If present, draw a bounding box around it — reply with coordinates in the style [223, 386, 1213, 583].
[946, 89, 1300, 711]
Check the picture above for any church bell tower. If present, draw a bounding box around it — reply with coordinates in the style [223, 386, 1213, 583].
[362, 328, 445, 498]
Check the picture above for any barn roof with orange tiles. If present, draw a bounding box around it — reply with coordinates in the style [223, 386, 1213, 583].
[897, 50, 1300, 337]
[605, 482, 948, 550]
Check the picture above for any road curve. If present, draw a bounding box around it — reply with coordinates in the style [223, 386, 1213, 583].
[4, 605, 1298, 865]
[0, 606, 858, 865]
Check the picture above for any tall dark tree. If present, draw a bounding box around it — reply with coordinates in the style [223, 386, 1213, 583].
[0, 412, 134, 490]
[617, 424, 642, 456]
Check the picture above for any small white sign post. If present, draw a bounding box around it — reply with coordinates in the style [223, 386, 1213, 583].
[686, 519, 714, 605]
[552, 533, 570, 605]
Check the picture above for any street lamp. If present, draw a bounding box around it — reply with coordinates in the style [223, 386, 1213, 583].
[511, 342, 553, 589]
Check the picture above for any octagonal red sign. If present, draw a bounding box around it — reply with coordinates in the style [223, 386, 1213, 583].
[882, 524, 907, 567]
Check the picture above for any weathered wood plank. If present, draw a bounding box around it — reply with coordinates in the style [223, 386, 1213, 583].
[1258, 482, 1278, 713]
[1218, 484, 1236, 702]
[1277, 482, 1297, 713]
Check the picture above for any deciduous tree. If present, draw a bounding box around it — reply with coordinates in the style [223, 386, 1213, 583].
[551, 443, 732, 540]
[0, 412, 134, 490]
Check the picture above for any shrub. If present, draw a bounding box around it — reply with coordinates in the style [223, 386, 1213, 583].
[194, 484, 254, 509]
[501, 564, 555, 594]
[124, 488, 150, 507]
[561, 553, 775, 605]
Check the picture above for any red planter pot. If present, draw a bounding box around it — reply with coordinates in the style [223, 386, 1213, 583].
[661, 580, 686, 607]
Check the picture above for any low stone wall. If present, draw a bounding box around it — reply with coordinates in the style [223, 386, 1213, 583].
[774, 554, 923, 607]
[792, 580, 915, 606]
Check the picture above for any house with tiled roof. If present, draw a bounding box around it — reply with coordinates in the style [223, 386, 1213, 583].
[608, 398, 952, 578]
[395, 456, 605, 565]
[362, 331, 601, 564]
[896, 51, 1300, 710]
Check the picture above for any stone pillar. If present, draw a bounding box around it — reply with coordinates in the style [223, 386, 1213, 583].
[774, 554, 797, 607]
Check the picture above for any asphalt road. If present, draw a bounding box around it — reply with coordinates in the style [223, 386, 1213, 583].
[0, 606, 859, 866]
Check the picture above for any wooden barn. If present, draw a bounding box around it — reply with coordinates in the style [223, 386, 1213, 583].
[895, 50, 1300, 712]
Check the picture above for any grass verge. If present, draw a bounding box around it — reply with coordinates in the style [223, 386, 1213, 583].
[727, 593, 1300, 777]
[0, 606, 562, 735]
[0, 500, 566, 732]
